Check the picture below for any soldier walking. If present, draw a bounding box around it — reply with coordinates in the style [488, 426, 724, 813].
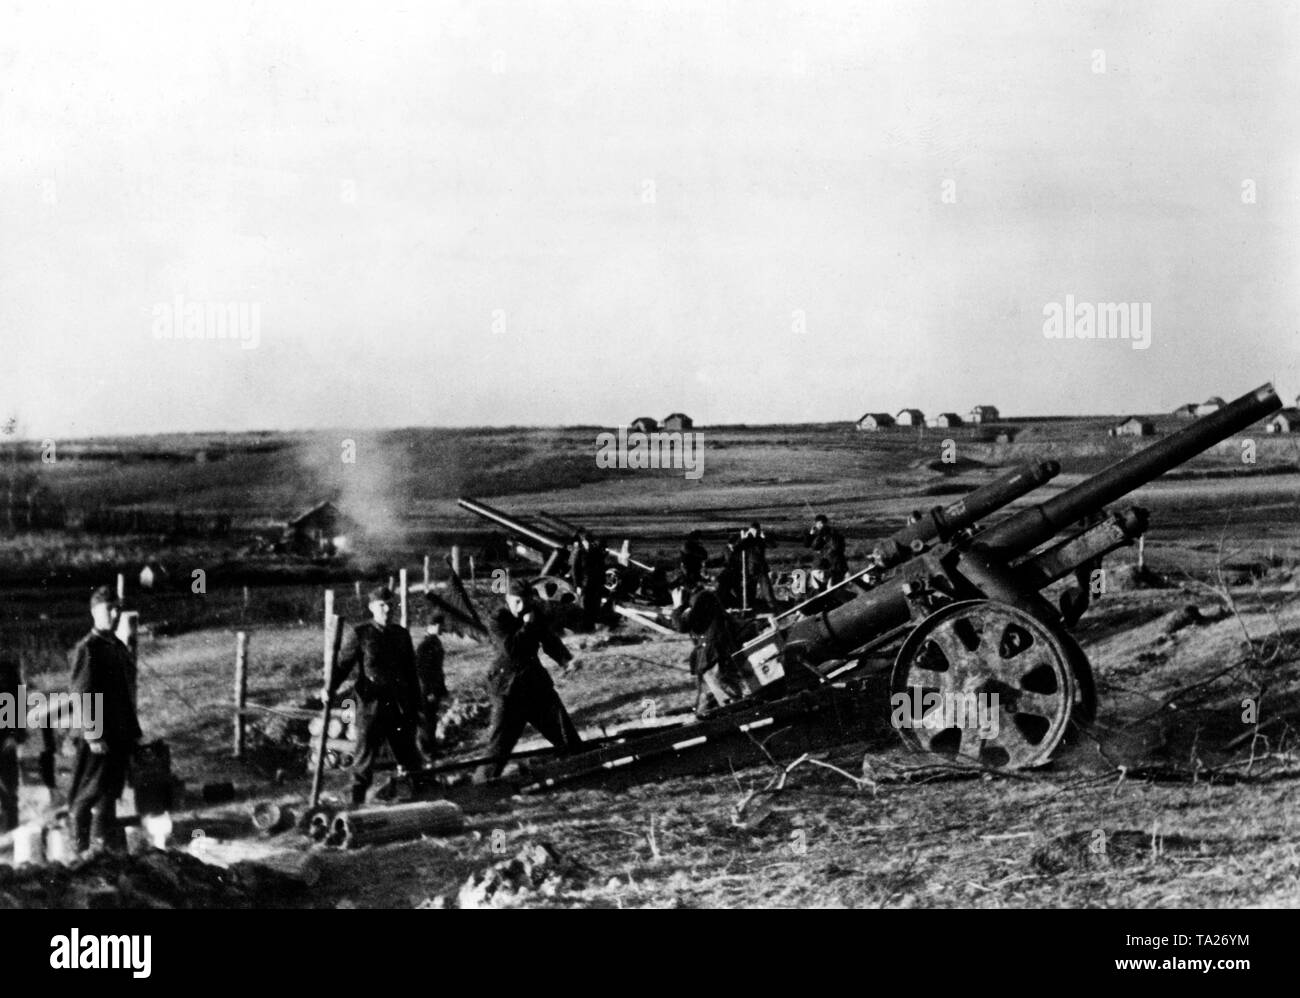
[67, 586, 141, 853]
[477, 579, 582, 781]
[329, 586, 424, 805]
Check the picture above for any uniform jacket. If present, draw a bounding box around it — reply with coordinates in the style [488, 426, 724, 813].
[807, 525, 848, 575]
[486, 607, 571, 698]
[571, 543, 607, 591]
[332, 621, 420, 716]
[680, 539, 709, 579]
[671, 595, 743, 678]
[68, 629, 142, 749]
[415, 633, 448, 701]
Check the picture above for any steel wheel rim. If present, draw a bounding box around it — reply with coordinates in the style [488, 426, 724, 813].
[891, 600, 1076, 769]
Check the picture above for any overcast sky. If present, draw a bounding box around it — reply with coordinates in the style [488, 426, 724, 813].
[1, 0, 1297, 438]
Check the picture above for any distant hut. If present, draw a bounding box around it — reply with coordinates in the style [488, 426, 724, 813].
[969, 405, 1000, 425]
[1267, 408, 1300, 433]
[1196, 396, 1225, 416]
[629, 416, 658, 433]
[1172, 403, 1198, 419]
[895, 408, 926, 427]
[138, 564, 168, 590]
[662, 413, 694, 432]
[1109, 417, 1155, 437]
[933, 412, 964, 428]
[284, 500, 356, 556]
[855, 412, 895, 432]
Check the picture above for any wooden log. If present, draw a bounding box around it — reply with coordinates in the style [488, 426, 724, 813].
[233, 631, 249, 758]
[332, 800, 464, 848]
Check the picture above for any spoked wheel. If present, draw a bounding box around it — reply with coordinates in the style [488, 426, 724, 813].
[530, 575, 577, 605]
[891, 600, 1078, 770]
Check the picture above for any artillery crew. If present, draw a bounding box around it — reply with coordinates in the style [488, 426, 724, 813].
[570, 528, 607, 631]
[806, 513, 849, 589]
[478, 578, 582, 781]
[0, 656, 23, 833]
[330, 586, 424, 805]
[414, 607, 449, 759]
[671, 587, 747, 716]
[679, 530, 709, 588]
[66, 586, 142, 853]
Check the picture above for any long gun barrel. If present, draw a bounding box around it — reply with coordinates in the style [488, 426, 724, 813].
[457, 497, 568, 553]
[871, 459, 1061, 568]
[785, 383, 1281, 663]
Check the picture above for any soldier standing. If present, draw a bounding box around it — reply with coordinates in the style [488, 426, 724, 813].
[414, 608, 448, 759]
[67, 586, 141, 853]
[0, 656, 23, 832]
[329, 586, 424, 805]
[477, 579, 582, 781]
[679, 530, 709, 588]
[570, 529, 607, 631]
[807, 513, 849, 589]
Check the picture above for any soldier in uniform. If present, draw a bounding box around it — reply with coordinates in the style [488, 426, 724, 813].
[570, 528, 607, 631]
[477, 578, 582, 781]
[414, 606, 448, 760]
[670, 586, 747, 715]
[0, 656, 23, 832]
[807, 513, 849, 589]
[679, 530, 709, 588]
[67, 586, 141, 853]
[329, 586, 424, 805]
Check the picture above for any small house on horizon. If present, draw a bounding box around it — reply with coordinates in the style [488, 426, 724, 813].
[969, 405, 1000, 424]
[1268, 408, 1300, 433]
[1172, 403, 1198, 418]
[629, 416, 658, 433]
[662, 412, 694, 432]
[895, 408, 926, 427]
[856, 412, 895, 432]
[1110, 416, 1155, 437]
[1196, 396, 1225, 416]
[933, 412, 963, 428]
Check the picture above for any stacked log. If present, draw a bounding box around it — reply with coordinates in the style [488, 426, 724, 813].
[326, 801, 464, 849]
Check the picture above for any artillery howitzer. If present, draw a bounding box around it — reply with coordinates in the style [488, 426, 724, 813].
[437, 384, 1280, 793]
[456, 496, 668, 607]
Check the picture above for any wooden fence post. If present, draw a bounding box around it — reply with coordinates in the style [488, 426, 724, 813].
[399, 568, 409, 628]
[233, 631, 249, 758]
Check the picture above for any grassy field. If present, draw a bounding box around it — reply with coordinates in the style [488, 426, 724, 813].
[4, 411, 1300, 907]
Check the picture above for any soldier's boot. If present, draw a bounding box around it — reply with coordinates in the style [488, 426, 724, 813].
[91, 807, 126, 852]
[71, 808, 94, 854]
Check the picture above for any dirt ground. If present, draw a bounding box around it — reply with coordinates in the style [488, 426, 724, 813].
[30, 578, 1285, 910]
[6, 425, 1300, 908]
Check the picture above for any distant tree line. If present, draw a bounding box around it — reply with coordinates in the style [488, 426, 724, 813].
[81, 507, 233, 538]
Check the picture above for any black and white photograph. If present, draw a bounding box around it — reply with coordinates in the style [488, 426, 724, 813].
[0, 0, 1294, 946]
